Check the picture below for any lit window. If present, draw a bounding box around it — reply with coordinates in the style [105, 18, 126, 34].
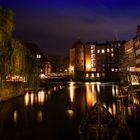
[102, 73, 105, 76]
[111, 53, 114, 57]
[107, 48, 110, 52]
[91, 50, 93, 54]
[112, 68, 114, 72]
[97, 73, 100, 77]
[91, 73, 94, 77]
[86, 73, 89, 78]
[36, 54, 41, 59]
[118, 43, 121, 47]
[92, 68, 96, 71]
[91, 46, 93, 50]
[119, 68, 121, 71]
[101, 49, 105, 53]
[111, 48, 114, 52]
[115, 68, 118, 72]
[97, 50, 100, 53]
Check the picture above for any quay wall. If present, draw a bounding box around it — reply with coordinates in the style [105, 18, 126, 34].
[0, 81, 25, 103]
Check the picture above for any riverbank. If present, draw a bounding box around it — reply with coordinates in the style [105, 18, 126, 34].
[0, 81, 25, 103]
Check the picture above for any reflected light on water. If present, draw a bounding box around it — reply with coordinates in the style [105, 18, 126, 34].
[24, 92, 30, 106]
[92, 85, 97, 106]
[37, 110, 43, 122]
[97, 84, 100, 93]
[54, 87, 56, 91]
[38, 90, 45, 104]
[66, 109, 74, 118]
[69, 82, 74, 103]
[112, 85, 115, 97]
[108, 106, 112, 114]
[112, 103, 116, 116]
[30, 92, 34, 106]
[13, 110, 18, 124]
[86, 85, 93, 108]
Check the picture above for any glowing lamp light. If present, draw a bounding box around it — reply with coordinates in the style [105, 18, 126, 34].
[86, 63, 91, 70]
[129, 67, 135, 72]
[69, 66, 74, 72]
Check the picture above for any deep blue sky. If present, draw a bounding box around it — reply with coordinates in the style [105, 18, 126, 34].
[0, 0, 140, 56]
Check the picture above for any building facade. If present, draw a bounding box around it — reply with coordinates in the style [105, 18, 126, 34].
[69, 40, 122, 81]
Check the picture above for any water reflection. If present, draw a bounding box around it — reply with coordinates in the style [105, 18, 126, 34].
[86, 84, 97, 110]
[66, 109, 74, 118]
[69, 82, 74, 103]
[38, 90, 45, 104]
[25, 92, 30, 106]
[1, 83, 140, 140]
[24, 85, 64, 107]
[13, 110, 18, 125]
[37, 110, 43, 122]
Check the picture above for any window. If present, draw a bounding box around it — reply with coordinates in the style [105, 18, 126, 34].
[97, 73, 100, 77]
[101, 49, 105, 53]
[36, 54, 41, 59]
[86, 73, 89, 78]
[111, 53, 114, 57]
[111, 48, 114, 52]
[97, 50, 100, 53]
[91, 73, 94, 77]
[112, 68, 114, 72]
[107, 48, 110, 52]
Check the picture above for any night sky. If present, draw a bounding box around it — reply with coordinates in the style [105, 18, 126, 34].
[1, 0, 140, 56]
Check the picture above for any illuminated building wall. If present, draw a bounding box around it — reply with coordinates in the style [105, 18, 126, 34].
[134, 26, 140, 74]
[69, 40, 84, 74]
[69, 40, 122, 81]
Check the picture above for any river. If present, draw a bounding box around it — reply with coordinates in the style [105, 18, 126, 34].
[0, 82, 140, 140]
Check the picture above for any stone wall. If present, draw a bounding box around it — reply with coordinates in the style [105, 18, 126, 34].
[0, 81, 25, 103]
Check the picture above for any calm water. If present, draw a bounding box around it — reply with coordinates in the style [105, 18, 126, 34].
[0, 82, 140, 140]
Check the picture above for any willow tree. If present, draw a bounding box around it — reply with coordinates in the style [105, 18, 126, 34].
[10, 39, 39, 90]
[0, 7, 14, 88]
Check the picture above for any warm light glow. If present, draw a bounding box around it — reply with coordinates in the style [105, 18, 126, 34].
[36, 54, 41, 59]
[25, 92, 30, 106]
[54, 87, 56, 91]
[37, 110, 43, 122]
[91, 73, 94, 77]
[66, 109, 74, 118]
[97, 73, 100, 77]
[38, 90, 45, 104]
[40, 74, 47, 79]
[112, 68, 114, 72]
[70, 82, 74, 103]
[108, 106, 112, 114]
[97, 49, 100, 53]
[111, 48, 114, 52]
[107, 48, 110, 52]
[129, 67, 136, 72]
[101, 49, 105, 53]
[92, 85, 97, 106]
[86, 73, 89, 78]
[30, 92, 34, 106]
[69, 66, 74, 72]
[136, 67, 140, 72]
[112, 103, 116, 116]
[97, 84, 100, 93]
[111, 53, 114, 57]
[13, 110, 18, 124]
[86, 85, 93, 109]
[86, 63, 91, 70]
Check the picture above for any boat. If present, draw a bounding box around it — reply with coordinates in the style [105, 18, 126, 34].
[79, 101, 119, 140]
